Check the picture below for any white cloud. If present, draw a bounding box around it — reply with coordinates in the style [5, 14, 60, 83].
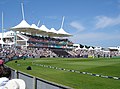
[69, 32, 120, 46]
[70, 32, 105, 42]
[95, 15, 120, 29]
[70, 21, 85, 32]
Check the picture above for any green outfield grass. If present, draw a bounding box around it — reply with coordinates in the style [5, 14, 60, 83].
[6, 58, 120, 89]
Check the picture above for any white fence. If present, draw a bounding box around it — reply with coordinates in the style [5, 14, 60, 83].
[9, 68, 71, 89]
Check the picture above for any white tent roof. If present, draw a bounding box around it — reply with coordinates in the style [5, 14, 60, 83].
[108, 47, 118, 50]
[49, 28, 57, 33]
[11, 20, 42, 34]
[57, 28, 72, 37]
[75, 47, 82, 51]
[39, 25, 50, 32]
[89, 47, 94, 50]
[30, 24, 39, 29]
[57, 28, 68, 34]
[47, 28, 58, 37]
[95, 47, 102, 50]
[29, 24, 41, 34]
[12, 20, 30, 29]
[38, 25, 51, 36]
[10, 20, 72, 37]
[82, 46, 88, 50]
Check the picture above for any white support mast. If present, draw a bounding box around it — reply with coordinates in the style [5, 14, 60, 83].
[37, 20, 40, 27]
[21, 3, 25, 20]
[61, 16, 65, 29]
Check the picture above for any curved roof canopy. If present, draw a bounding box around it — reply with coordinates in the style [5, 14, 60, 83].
[57, 28, 72, 37]
[30, 24, 40, 34]
[39, 25, 50, 36]
[12, 20, 30, 29]
[47, 28, 58, 37]
[11, 20, 42, 35]
[11, 20, 33, 33]
[11, 20, 72, 37]
[30, 24, 39, 29]
[39, 25, 49, 32]
[10, 3, 72, 37]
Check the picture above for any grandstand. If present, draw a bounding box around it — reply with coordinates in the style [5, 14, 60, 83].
[1, 30, 120, 59]
[0, 12, 74, 58]
[0, 2, 75, 58]
[0, 3, 120, 59]
[0, 29, 74, 57]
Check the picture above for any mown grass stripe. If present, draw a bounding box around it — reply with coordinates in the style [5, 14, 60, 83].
[33, 63, 120, 80]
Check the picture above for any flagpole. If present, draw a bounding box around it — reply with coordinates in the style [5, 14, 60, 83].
[1, 12, 4, 48]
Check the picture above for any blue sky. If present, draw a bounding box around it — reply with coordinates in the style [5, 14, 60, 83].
[0, 0, 120, 47]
